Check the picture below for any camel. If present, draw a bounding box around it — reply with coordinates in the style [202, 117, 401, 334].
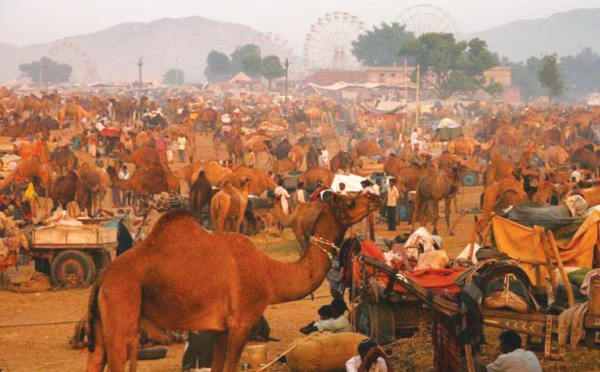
[571, 147, 600, 171]
[271, 139, 293, 161]
[288, 144, 306, 171]
[383, 154, 406, 176]
[219, 167, 276, 196]
[117, 146, 164, 168]
[189, 170, 213, 220]
[85, 192, 377, 371]
[351, 139, 382, 161]
[305, 146, 319, 169]
[447, 136, 488, 158]
[412, 167, 461, 235]
[210, 178, 251, 233]
[242, 134, 273, 166]
[78, 163, 111, 214]
[272, 158, 296, 175]
[299, 166, 335, 189]
[174, 160, 231, 187]
[50, 146, 79, 175]
[330, 151, 354, 173]
[107, 165, 178, 196]
[225, 135, 245, 165]
[543, 146, 570, 170]
[49, 171, 92, 216]
[0, 156, 54, 192]
[58, 103, 99, 132]
[395, 162, 428, 196]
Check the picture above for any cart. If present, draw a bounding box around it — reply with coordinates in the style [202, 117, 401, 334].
[28, 221, 118, 287]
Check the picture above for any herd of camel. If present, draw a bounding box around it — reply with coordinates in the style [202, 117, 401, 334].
[4, 85, 600, 370]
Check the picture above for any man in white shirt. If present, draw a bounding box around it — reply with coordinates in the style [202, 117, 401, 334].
[319, 148, 329, 168]
[386, 179, 400, 231]
[338, 183, 349, 196]
[301, 299, 351, 334]
[346, 340, 393, 372]
[274, 179, 291, 214]
[293, 182, 307, 205]
[177, 133, 187, 163]
[118, 165, 131, 206]
[486, 331, 541, 372]
[410, 129, 420, 151]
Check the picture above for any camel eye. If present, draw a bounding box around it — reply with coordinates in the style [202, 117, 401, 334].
[347, 200, 356, 209]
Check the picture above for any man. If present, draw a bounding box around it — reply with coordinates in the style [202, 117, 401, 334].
[319, 147, 330, 168]
[372, 179, 382, 196]
[300, 299, 351, 334]
[410, 129, 420, 151]
[274, 179, 291, 215]
[486, 331, 542, 372]
[118, 165, 131, 206]
[293, 182, 307, 205]
[346, 340, 394, 372]
[386, 179, 400, 231]
[177, 133, 187, 163]
[570, 165, 582, 184]
[338, 182, 349, 196]
[361, 180, 374, 195]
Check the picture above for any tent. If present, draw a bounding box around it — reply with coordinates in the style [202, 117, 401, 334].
[491, 210, 600, 286]
[360, 101, 405, 115]
[229, 72, 254, 84]
[331, 173, 368, 193]
[435, 118, 463, 140]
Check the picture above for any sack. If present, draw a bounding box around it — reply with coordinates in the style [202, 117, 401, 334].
[482, 274, 529, 313]
[287, 333, 367, 372]
[416, 250, 449, 270]
[9, 271, 51, 293]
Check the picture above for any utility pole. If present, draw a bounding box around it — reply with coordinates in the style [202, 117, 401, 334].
[175, 57, 179, 86]
[136, 57, 144, 96]
[283, 58, 290, 119]
[415, 64, 420, 131]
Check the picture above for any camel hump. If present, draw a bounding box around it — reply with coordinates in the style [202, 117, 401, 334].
[150, 209, 197, 236]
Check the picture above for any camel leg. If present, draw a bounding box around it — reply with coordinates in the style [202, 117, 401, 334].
[222, 318, 254, 372]
[432, 200, 440, 236]
[210, 332, 229, 372]
[86, 317, 107, 372]
[445, 197, 454, 236]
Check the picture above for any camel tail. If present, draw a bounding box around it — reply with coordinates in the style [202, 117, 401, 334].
[87, 282, 101, 353]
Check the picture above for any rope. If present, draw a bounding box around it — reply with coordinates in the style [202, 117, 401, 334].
[256, 330, 324, 371]
[0, 319, 82, 328]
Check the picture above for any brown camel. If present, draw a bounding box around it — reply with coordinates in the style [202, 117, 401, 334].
[272, 158, 296, 175]
[85, 192, 377, 371]
[543, 146, 570, 170]
[49, 171, 93, 216]
[118, 146, 164, 168]
[412, 167, 461, 235]
[174, 160, 231, 187]
[351, 139, 382, 161]
[395, 162, 427, 196]
[58, 103, 99, 131]
[446, 136, 489, 158]
[288, 144, 306, 170]
[0, 156, 54, 192]
[189, 170, 213, 219]
[78, 163, 111, 214]
[298, 166, 335, 189]
[225, 135, 245, 165]
[210, 178, 251, 233]
[330, 151, 354, 173]
[383, 154, 406, 176]
[107, 165, 178, 195]
[50, 146, 79, 175]
[219, 167, 276, 196]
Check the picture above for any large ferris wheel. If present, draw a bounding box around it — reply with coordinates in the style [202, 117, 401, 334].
[47, 42, 99, 83]
[303, 12, 366, 76]
[396, 4, 461, 38]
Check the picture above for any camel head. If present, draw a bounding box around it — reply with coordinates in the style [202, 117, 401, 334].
[328, 193, 382, 228]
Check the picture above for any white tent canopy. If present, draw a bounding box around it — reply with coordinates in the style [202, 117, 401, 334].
[436, 117, 461, 129]
[331, 173, 368, 193]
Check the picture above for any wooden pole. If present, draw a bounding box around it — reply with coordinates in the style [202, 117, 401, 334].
[368, 211, 375, 241]
[547, 231, 575, 308]
[415, 64, 420, 131]
[535, 227, 558, 296]
[404, 58, 408, 100]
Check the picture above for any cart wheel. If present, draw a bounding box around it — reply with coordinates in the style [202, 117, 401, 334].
[51, 250, 96, 287]
[461, 171, 480, 187]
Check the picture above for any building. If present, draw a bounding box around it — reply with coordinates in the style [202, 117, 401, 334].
[483, 66, 512, 87]
[365, 66, 415, 85]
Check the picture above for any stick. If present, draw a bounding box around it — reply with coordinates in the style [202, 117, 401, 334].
[536, 227, 558, 294]
[256, 330, 324, 371]
[368, 211, 375, 241]
[547, 231, 575, 308]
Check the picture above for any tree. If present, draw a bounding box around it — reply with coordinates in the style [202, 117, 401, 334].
[231, 44, 262, 79]
[404, 34, 499, 98]
[260, 55, 285, 87]
[19, 57, 72, 84]
[510, 57, 543, 100]
[163, 68, 185, 85]
[538, 54, 564, 100]
[351, 22, 416, 67]
[484, 82, 505, 98]
[204, 51, 233, 83]
[559, 47, 600, 100]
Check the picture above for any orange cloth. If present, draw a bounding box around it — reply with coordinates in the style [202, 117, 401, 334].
[353, 239, 465, 293]
[492, 211, 600, 285]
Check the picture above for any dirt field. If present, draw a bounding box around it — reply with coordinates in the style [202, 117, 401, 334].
[1, 131, 597, 371]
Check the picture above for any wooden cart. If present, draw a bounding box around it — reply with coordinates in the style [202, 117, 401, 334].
[29, 222, 118, 287]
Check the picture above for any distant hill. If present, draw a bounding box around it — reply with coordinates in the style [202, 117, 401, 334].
[0, 17, 302, 84]
[466, 8, 600, 62]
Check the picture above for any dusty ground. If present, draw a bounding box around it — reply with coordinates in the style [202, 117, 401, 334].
[1, 131, 598, 371]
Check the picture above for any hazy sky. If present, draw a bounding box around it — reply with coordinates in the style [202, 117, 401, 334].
[1, 0, 599, 53]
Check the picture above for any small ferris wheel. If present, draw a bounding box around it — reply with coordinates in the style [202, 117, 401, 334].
[396, 4, 461, 38]
[47, 42, 99, 83]
[303, 12, 366, 76]
[251, 32, 293, 60]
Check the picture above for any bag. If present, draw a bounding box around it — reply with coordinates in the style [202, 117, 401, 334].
[286, 333, 367, 372]
[482, 274, 529, 313]
[9, 271, 51, 293]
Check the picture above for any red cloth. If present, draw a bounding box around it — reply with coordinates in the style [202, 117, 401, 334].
[101, 127, 120, 138]
[354, 238, 465, 294]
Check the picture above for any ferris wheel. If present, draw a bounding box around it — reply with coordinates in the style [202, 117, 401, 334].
[47, 42, 99, 83]
[303, 12, 366, 76]
[396, 5, 461, 38]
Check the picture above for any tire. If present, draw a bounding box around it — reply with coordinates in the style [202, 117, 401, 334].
[50, 250, 96, 287]
[352, 301, 395, 346]
[461, 171, 480, 187]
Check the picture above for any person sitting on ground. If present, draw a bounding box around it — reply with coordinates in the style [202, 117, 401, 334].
[300, 299, 351, 334]
[485, 330, 541, 372]
[346, 340, 394, 372]
[317, 305, 333, 321]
